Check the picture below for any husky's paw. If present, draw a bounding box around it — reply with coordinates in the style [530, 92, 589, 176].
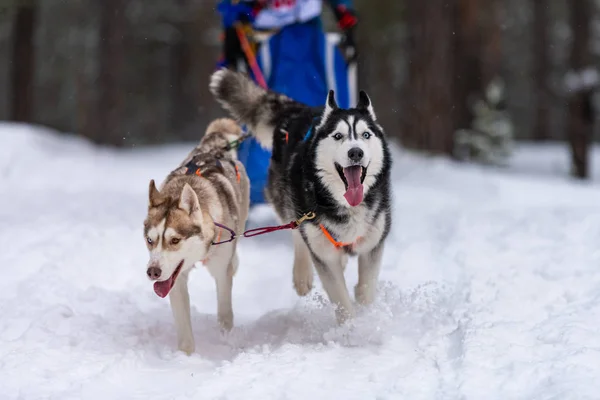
[334, 305, 356, 325]
[293, 277, 313, 297]
[354, 283, 375, 306]
[293, 264, 313, 297]
[218, 312, 234, 332]
[178, 339, 195, 356]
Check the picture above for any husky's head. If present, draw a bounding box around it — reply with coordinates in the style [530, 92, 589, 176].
[313, 90, 386, 207]
[143, 180, 216, 298]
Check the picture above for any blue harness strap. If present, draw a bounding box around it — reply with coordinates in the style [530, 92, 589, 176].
[302, 116, 321, 142]
[303, 126, 314, 142]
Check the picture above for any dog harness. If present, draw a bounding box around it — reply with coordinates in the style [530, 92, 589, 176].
[319, 224, 363, 250]
[181, 133, 251, 181]
[181, 156, 243, 250]
[183, 158, 241, 183]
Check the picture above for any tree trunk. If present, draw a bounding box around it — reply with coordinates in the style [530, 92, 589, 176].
[453, 0, 482, 133]
[533, 0, 550, 141]
[95, 0, 127, 146]
[480, 0, 502, 86]
[567, 0, 593, 179]
[403, 1, 456, 155]
[170, 33, 192, 137]
[10, 0, 37, 123]
[169, 0, 196, 139]
[453, 0, 503, 132]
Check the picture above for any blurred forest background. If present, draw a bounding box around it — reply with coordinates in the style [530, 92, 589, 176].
[1, 0, 600, 178]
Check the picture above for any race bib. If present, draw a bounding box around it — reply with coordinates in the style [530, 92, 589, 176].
[253, 0, 322, 29]
[272, 0, 297, 8]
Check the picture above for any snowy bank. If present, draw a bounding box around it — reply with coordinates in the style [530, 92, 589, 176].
[1, 123, 600, 400]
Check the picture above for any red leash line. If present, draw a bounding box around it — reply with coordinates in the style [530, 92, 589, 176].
[243, 221, 298, 237]
[243, 211, 316, 238]
[211, 212, 316, 245]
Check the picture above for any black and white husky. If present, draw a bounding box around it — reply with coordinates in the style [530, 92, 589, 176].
[209, 69, 392, 324]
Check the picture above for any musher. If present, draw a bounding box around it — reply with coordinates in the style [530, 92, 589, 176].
[215, 0, 359, 205]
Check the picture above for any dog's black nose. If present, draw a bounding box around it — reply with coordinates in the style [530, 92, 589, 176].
[348, 147, 364, 162]
[147, 267, 161, 280]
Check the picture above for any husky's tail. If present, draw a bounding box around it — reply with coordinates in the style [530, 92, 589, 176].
[204, 118, 242, 143]
[209, 68, 294, 150]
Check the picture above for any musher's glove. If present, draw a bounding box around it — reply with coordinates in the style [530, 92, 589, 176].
[333, 5, 358, 63]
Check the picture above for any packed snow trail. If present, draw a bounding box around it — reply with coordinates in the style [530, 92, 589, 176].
[1, 123, 600, 399]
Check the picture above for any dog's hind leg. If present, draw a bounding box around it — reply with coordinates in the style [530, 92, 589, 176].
[355, 243, 384, 306]
[313, 255, 355, 324]
[292, 230, 313, 296]
[168, 270, 195, 355]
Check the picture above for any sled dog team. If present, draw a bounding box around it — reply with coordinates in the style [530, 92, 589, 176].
[143, 68, 392, 354]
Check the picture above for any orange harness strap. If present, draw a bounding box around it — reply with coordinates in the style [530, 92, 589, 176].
[215, 227, 223, 244]
[186, 156, 243, 183]
[235, 164, 241, 183]
[319, 224, 362, 249]
[281, 129, 289, 144]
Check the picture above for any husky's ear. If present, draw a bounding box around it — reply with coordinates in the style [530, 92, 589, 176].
[357, 90, 377, 121]
[179, 183, 202, 218]
[148, 180, 166, 208]
[326, 89, 338, 110]
[320, 90, 338, 126]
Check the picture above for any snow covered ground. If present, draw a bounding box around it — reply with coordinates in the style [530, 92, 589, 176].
[1, 122, 600, 400]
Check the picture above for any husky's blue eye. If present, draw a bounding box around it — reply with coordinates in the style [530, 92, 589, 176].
[146, 237, 153, 245]
[362, 131, 371, 139]
[333, 132, 343, 140]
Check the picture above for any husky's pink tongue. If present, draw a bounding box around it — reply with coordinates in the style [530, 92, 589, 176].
[154, 277, 174, 298]
[343, 166, 364, 207]
[153, 262, 183, 298]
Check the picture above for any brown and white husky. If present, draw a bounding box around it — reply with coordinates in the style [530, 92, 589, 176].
[143, 118, 250, 354]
